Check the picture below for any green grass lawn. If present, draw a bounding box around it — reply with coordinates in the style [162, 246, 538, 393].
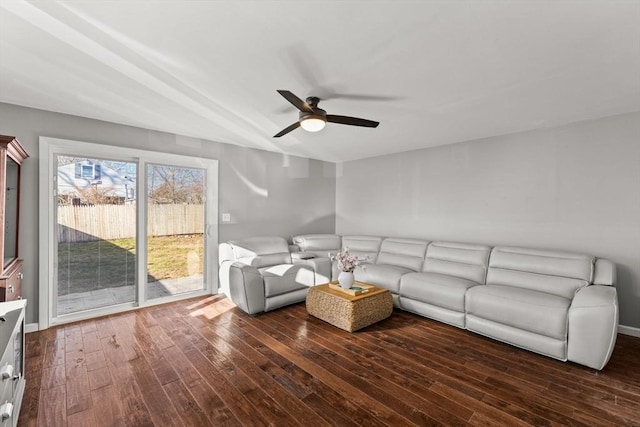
[57, 234, 204, 295]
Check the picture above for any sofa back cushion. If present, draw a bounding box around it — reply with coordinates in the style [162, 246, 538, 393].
[487, 246, 594, 299]
[423, 241, 491, 284]
[292, 234, 342, 257]
[229, 236, 292, 268]
[342, 235, 383, 263]
[376, 238, 429, 271]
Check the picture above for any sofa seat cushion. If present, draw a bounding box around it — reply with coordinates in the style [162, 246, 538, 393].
[356, 264, 413, 293]
[466, 285, 571, 340]
[259, 264, 314, 297]
[401, 272, 480, 312]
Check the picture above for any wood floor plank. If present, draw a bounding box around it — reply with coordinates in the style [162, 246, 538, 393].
[38, 384, 66, 427]
[128, 355, 184, 427]
[134, 328, 180, 385]
[20, 296, 640, 427]
[20, 353, 43, 427]
[41, 364, 66, 390]
[64, 349, 92, 415]
[67, 407, 98, 427]
[90, 385, 126, 427]
[63, 326, 83, 354]
[87, 365, 112, 390]
[163, 379, 213, 427]
[43, 338, 65, 367]
[82, 330, 103, 354]
[108, 363, 155, 427]
[85, 348, 109, 372]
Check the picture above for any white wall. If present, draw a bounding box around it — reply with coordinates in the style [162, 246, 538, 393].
[336, 112, 640, 329]
[0, 103, 336, 324]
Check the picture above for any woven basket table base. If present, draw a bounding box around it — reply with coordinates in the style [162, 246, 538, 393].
[306, 283, 393, 332]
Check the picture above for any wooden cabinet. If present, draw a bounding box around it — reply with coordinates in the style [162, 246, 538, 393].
[0, 300, 26, 427]
[0, 137, 28, 302]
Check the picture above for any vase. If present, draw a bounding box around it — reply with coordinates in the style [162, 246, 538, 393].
[338, 271, 354, 289]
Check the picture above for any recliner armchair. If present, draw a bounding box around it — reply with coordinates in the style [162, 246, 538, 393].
[219, 236, 330, 314]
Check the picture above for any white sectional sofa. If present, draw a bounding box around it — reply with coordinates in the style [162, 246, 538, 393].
[290, 234, 618, 370]
[219, 233, 618, 370]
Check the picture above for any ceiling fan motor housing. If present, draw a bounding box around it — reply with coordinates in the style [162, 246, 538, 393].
[301, 97, 327, 122]
[299, 108, 327, 122]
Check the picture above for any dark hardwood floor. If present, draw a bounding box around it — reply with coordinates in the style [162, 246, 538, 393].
[18, 294, 640, 426]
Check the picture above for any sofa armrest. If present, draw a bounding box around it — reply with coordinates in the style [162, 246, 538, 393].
[568, 285, 618, 370]
[228, 262, 266, 315]
[219, 243, 235, 266]
[293, 257, 332, 285]
[593, 259, 616, 286]
[218, 260, 234, 296]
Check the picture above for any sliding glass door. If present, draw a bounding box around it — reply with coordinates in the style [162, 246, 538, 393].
[56, 156, 137, 316]
[40, 137, 218, 327]
[146, 164, 206, 299]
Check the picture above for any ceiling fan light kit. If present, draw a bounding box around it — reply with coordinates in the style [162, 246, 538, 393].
[300, 116, 326, 132]
[274, 90, 379, 137]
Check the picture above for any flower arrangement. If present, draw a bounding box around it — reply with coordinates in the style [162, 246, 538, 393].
[331, 247, 364, 273]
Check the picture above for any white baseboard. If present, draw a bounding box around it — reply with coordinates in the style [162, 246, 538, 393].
[25, 323, 39, 334]
[618, 324, 640, 338]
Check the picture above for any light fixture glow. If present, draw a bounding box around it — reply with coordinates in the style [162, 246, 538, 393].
[300, 116, 326, 132]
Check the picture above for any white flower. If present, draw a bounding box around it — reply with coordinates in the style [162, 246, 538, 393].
[330, 247, 366, 272]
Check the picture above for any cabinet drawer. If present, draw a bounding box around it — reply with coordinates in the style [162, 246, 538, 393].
[0, 346, 13, 411]
[0, 400, 13, 427]
[0, 262, 22, 302]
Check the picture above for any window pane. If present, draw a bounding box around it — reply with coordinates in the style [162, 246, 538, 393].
[146, 164, 205, 299]
[56, 156, 137, 315]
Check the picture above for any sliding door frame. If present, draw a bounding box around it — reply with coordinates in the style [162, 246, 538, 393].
[38, 137, 219, 330]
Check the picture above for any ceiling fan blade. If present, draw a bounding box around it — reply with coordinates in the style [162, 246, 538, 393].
[273, 121, 301, 138]
[326, 115, 379, 128]
[277, 90, 312, 113]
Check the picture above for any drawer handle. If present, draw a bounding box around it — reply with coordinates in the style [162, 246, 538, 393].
[0, 402, 12, 421]
[0, 365, 13, 381]
[17, 272, 23, 280]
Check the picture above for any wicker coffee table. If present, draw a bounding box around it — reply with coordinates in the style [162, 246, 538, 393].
[306, 282, 393, 332]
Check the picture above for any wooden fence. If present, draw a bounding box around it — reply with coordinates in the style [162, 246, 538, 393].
[57, 204, 204, 243]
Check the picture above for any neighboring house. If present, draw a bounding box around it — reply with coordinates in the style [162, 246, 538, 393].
[57, 160, 136, 204]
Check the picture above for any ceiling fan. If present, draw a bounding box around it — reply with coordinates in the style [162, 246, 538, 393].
[273, 90, 379, 138]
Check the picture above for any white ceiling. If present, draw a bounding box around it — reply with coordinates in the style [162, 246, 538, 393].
[1, 1, 639, 163]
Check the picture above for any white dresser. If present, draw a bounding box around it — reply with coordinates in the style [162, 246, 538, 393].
[0, 300, 26, 427]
